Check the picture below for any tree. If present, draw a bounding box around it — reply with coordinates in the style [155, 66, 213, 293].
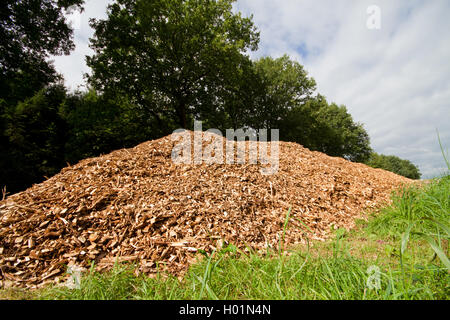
[0, 0, 85, 194]
[366, 153, 421, 180]
[199, 57, 262, 132]
[62, 90, 162, 163]
[314, 100, 372, 163]
[251, 55, 316, 129]
[281, 95, 372, 163]
[0, 0, 84, 105]
[87, 0, 259, 129]
[1, 85, 68, 192]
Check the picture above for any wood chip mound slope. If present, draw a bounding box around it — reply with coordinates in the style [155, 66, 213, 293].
[0, 131, 411, 288]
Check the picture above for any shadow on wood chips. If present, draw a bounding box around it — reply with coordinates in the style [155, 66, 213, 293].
[0, 131, 412, 288]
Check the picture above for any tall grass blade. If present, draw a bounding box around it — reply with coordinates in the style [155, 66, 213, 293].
[437, 129, 450, 170]
[414, 232, 450, 270]
[198, 250, 215, 298]
[401, 223, 415, 255]
[279, 207, 291, 254]
[424, 217, 450, 237]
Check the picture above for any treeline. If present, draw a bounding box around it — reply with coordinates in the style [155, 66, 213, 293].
[0, 0, 420, 195]
[366, 153, 421, 180]
[1, 86, 159, 192]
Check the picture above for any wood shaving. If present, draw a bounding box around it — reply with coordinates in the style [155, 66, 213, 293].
[0, 131, 412, 288]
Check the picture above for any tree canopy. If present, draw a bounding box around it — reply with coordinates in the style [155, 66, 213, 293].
[280, 95, 372, 163]
[366, 153, 421, 180]
[87, 0, 259, 129]
[250, 55, 317, 130]
[1, 0, 85, 193]
[0, 0, 84, 104]
[2, 85, 68, 191]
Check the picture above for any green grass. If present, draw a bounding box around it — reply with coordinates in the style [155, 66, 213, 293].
[1, 175, 449, 300]
[365, 176, 449, 238]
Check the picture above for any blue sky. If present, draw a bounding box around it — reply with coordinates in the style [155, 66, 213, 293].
[53, 0, 450, 178]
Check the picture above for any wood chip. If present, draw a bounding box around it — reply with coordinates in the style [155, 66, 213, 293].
[89, 233, 99, 243]
[0, 131, 413, 288]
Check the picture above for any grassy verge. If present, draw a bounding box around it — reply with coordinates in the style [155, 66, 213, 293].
[1, 175, 449, 300]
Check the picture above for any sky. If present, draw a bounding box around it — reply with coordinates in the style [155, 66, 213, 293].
[53, 0, 450, 178]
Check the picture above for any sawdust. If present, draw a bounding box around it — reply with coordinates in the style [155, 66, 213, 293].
[0, 131, 411, 288]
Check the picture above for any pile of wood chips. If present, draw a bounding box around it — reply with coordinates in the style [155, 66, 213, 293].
[0, 131, 411, 288]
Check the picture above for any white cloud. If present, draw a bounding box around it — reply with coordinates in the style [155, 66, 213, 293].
[52, 0, 113, 91]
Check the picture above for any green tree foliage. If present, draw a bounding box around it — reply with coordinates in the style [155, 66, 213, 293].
[62, 90, 162, 163]
[200, 57, 262, 132]
[0, 0, 84, 105]
[1, 87, 165, 194]
[0, 0, 85, 193]
[281, 95, 372, 163]
[1, 85, 68, 192]
[250, 57, 371, 163]
[365, 153, 421, 180]
[87, 0, 259, 129]
[251, 55, 316, 129]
